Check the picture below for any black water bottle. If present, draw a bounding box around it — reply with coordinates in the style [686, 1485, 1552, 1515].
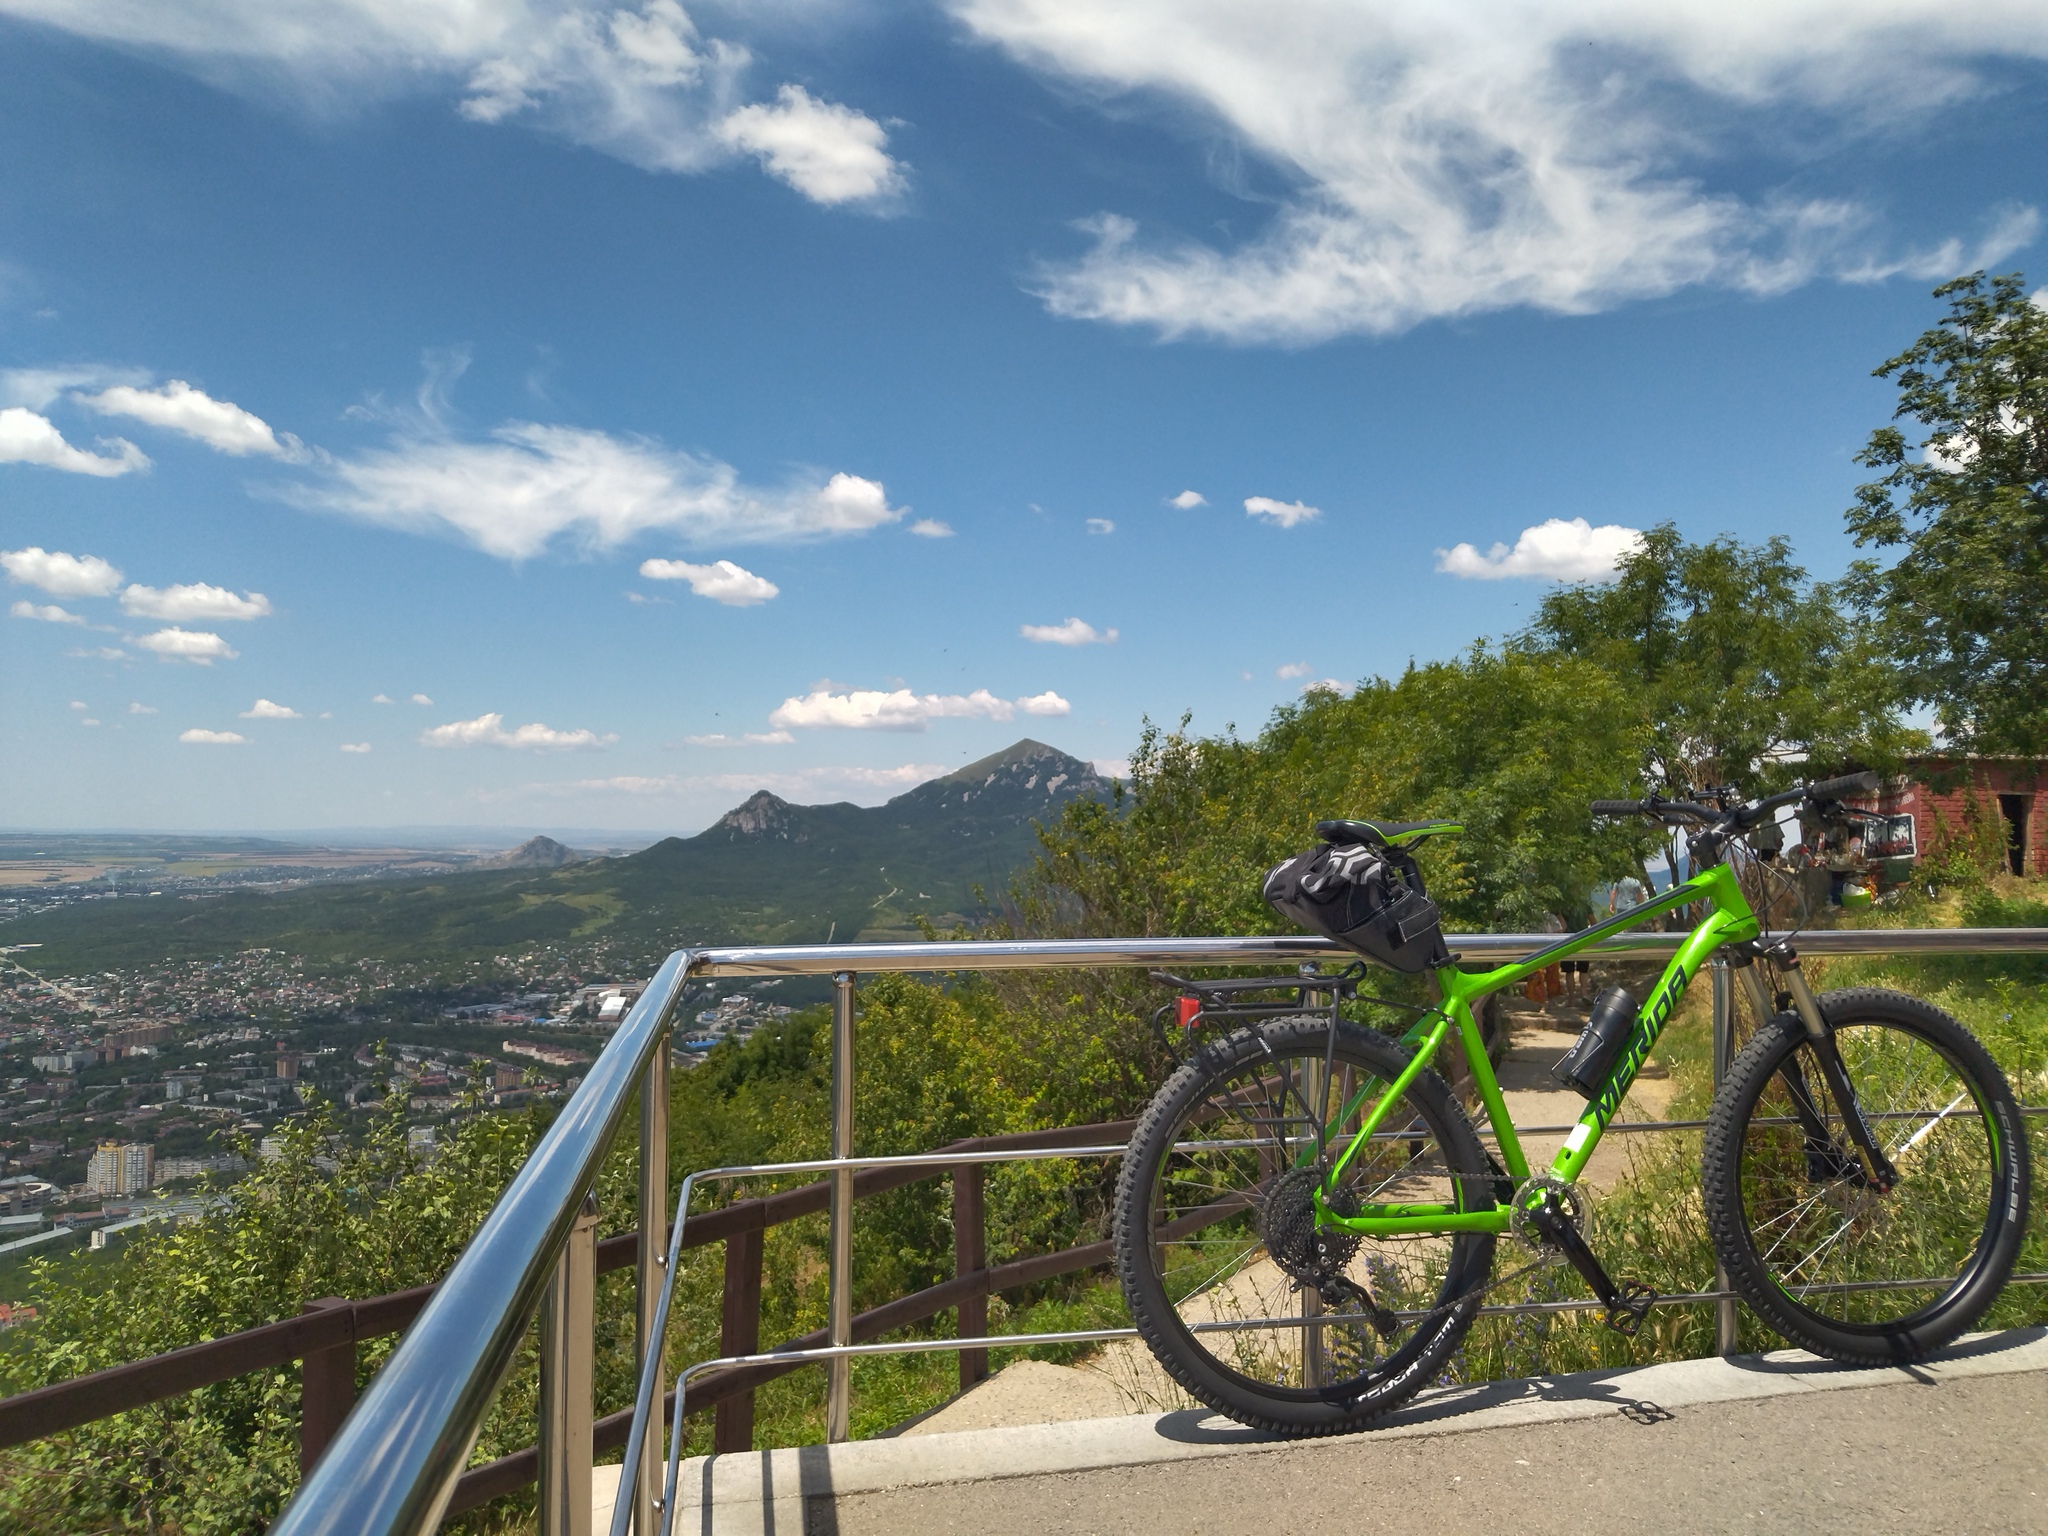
[1552, 986, 1639, 1099]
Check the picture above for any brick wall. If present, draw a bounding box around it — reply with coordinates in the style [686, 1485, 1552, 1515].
[1865, 758, 2047, 877]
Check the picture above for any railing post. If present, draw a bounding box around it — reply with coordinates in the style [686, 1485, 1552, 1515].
[633, 1029, 669, 1534]
[714, 1228, 763, 1452]
[1711, 959, 1739, 1356]
[953, 1163, 987, 1388]
[827, 970, 857, 1442]
[539, 1193, 599, 1536]
[298, 1297, 356, 1476]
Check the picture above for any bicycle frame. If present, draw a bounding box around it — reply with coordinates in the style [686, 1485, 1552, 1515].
[1314, 859, 1761, 1237]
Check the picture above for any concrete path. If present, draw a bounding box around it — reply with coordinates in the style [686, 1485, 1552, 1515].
[665, 1329, 2048, 1535]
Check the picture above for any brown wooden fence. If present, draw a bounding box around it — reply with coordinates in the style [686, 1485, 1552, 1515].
[0, 1118, 1134, 1518]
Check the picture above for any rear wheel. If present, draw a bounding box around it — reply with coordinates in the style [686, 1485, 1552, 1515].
[1702, 988, 2030, 1364]
[1114, 1017, 1497, 1435]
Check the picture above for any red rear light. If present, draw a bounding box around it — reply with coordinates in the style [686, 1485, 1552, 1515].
[1176, 995, 1201, 1029]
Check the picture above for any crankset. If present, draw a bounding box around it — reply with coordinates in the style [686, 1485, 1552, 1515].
[1514, 1179, 1657, 1337]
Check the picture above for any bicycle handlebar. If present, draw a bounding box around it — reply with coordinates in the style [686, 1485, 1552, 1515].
[1592, 770, 1883, 831]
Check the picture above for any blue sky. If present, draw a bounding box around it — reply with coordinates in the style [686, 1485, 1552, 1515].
[3, 2, 2046, 835]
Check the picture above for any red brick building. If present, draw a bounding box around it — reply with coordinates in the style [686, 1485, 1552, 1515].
[1862, 758, 2046, 878]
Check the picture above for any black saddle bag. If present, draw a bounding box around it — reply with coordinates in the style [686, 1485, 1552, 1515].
[1262, 841, 1448, 974]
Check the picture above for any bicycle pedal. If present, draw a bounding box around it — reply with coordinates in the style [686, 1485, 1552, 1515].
[1604, 1282, 1656, 1337]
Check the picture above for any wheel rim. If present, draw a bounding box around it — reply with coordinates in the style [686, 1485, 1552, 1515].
[1736, 1021, 2003, 1334]
[1134, 1037, 1479, 1398]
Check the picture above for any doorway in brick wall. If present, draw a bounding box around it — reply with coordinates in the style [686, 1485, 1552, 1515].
[1998, 794, 2032, 876]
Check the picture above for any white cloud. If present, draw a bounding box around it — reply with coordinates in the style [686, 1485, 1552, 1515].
[685, 730, 795, 746]
[1435, 517, 1645, 581]
[510, 760, 950, 801]
[120, 583, 273, 622]
[66, 646, 129, 661]
[638, 556, 779, 605]
[68, 700, 88, 711]
[3, 2, 900, 207]
[79, 717, 100, 727]
[957, 0, 2048, 342]
[10, 600, 85, 625]
[240, 698, 302, 719]
[1, 546, 123, 597]
[907, 518, 954, 538]
[129, 702, 156, 714]
[421, 711, 615, 750]
[770, 686, 1071, 731]
[1021, 617, 1117, 646]
[0, 409, 148, 476]
[1085, 517, 1114, 535]
[76, 380, 304, 459]
[1275, 661, 1312, 680]
[715, 84, 904, 205]
[1094, 757, 1130, 779]
[1245, 496, 1319, 528]
[136, 627, 240, 665]
[291, 422, 904, 560]
[372, 693, 395, 704]
[0, 365, 149, 410]
[1300, 678, 1353, 697]
[340, 742, 373, 753]
[411, 693, 434, 705]
[179, 728, 247, 745]
[1168, 490, 1206, 509]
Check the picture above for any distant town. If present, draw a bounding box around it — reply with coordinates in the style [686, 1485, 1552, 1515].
[0, 933, 795, 1302]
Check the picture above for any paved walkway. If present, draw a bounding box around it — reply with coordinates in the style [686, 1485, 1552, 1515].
[665, 1329, 2048, 1535]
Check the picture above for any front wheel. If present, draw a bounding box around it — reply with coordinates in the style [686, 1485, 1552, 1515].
[1113, 1016, 1497, 1436]
[1701, 988, 2030, 1364]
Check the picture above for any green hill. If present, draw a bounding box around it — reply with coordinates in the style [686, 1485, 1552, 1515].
[4, 741, 1109, 971]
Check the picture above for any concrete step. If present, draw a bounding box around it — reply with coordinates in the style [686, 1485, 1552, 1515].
[662, 1328, 2048, 1534]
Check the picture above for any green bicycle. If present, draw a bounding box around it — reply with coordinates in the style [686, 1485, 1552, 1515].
[1113, 772, 2032, 1435]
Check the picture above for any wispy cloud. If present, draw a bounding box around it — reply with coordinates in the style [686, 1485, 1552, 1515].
[0, 408, 147, 476]
[1275, 661, 1312, 679]
[771, 686, 1072, 731]
[1, 546, 123, 597]
[421, 711, 616, 750]
[1245, 496, 1319, 528]
[179, 728, 247, 745]
[1021, 617, 1117, 646]
[240, 698, 302, 719]
[1436, 518, 1644, 581]
[340, 742, 373, 753]
[10, 600, 86, 625]
[121, 583, 273, 622]
[77, 380, 305, 459]
[290, 420, 904, 561]
[1086, 517, 1114, 535]
[684, 730, 796, 747]
[638, 556, 779, 605]
[14, 1, 904, 207]
[503, 761, 951, 801]
[136, 628, 239, 665]
[963, 1, 2048, 342]
[907, 518, 954, 538]
[128, 702, 156, 714]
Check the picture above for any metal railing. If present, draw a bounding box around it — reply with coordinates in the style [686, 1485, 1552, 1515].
[220, 924, 2044, 1531]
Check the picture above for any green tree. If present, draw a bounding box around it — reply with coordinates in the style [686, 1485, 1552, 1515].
[1845, 270, 2048, 757]
[1526, 523, 1916, 794]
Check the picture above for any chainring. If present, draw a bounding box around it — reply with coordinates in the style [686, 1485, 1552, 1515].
[1508, 1175, 1590, 1261]
[1259, 1165, 1363, 1284]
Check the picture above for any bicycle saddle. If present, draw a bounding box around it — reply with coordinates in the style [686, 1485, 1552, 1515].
[1315, 818, 1463, 849]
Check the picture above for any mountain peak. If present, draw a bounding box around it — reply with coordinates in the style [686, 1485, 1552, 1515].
[713, 789, 806, 842]
[481, 835, 580, 869]
[894, 738, 1105, 815]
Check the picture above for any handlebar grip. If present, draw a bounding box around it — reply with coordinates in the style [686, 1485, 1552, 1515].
[1803, 770, 1881, 801]
[1590, 800, 1649, 818]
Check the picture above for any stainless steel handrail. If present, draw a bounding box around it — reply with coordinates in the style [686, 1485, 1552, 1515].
[685, 926, 2048, 975]
[267, 924, 2047, 1535]
[269, 950, 697, 1536]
